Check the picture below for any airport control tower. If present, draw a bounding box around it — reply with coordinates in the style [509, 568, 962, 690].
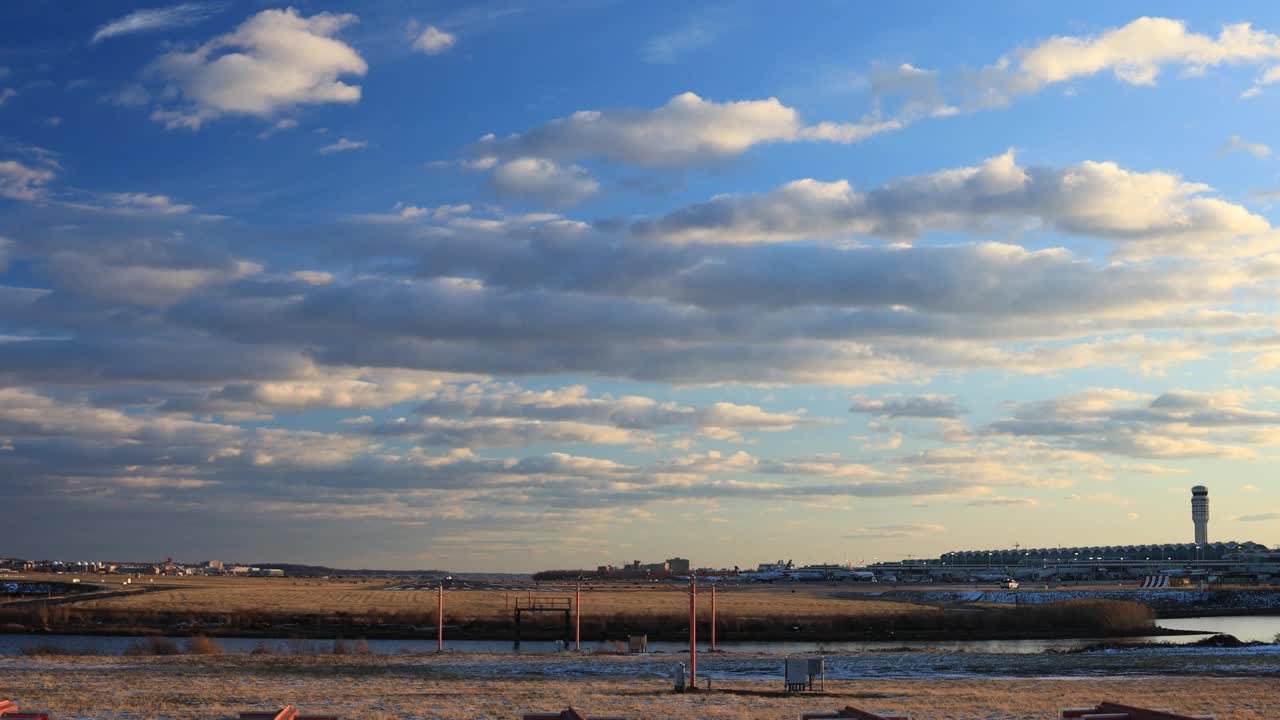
[1192, 485, 1209, 546]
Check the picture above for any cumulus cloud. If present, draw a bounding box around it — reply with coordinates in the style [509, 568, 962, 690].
[477, 92, 907, 169]
[0, 384, 993, 529]
[413, 25, 456, 54]
[489, 157, 599, 206]
[839, 18, 1280, 141]
[145, 8, 366, 129]
[1010, 17, 1280, 94]
[483, 16, 1280, 170]
[636, 150, 1271, 257]
[46, 250, 259, 308]
[91, 3, 220, 44]
[5, 142, 1280, 554]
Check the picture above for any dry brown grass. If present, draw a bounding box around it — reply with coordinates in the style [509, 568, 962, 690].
[66, 576, 930, 620]
[2, 654, 1273, 720]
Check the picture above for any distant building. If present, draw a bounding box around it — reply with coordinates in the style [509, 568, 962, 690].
[1192, 485, 1210, 546]
[938, 541, 1266, 566]
[592, 557, 690, 578]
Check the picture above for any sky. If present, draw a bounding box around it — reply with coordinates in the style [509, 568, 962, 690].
[1, 2, 1280, 572]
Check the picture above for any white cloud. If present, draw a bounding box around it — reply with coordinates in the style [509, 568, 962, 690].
[47, 251, 259, 308]
[100, 84, 150, 108]
[367, 415, 640, 448]
[642, 13, 724, 64]
[91, 2, 220, 44]
[57, 190, 221, 220]
[489, 157, 599, 206]
[0, 159, 55, 201]
[839, 18, 1280, 140]
[637, 150, 1272, 257]
[798, 118, 906, 143]
[318, 138, 367, 154]
[478, 92, 904, 169]
[292, 270, 334, 286]
[1219, 134, 1272, 158]
[1012, 17, 1280, 92]
[146, 8, 366, 129]
[982, 388, 1280, 459]
[258, 118, 299, 139]
[850, 395, 965, 419]
[413, 25, 456, 55]
[101, 192, 196, 216]
[1234, 512, 1280, 522]
[0, 88, 15, 106]
[411, 382, 816, 434]
[845, 523, 946, 539]
[968, 497, 1040, 507]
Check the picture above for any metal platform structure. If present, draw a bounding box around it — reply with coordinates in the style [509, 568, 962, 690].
[513, 595, 574, 645]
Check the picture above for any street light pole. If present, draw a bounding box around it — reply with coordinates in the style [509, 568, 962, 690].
[437, 582, 444, 653]
[710, 583, 717, 652]
[689, 577, 698, 688]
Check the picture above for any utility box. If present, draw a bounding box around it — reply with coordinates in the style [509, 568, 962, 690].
[785, 658, 809, 691]
[673, 663, 686, 692]
[785, 656, 825, 692]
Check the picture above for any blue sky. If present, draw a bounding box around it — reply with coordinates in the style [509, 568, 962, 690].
[1, 2, 1280, 571]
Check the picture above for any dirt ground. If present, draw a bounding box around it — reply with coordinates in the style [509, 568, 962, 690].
[1, 653, 1273, 720]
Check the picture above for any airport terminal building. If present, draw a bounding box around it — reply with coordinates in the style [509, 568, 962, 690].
[939, 541, 1269, 567]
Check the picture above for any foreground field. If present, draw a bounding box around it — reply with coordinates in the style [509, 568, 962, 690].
[2, 653, 1276, 720]
[64, 576, 930, 619]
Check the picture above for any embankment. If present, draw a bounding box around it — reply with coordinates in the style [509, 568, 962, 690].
[0, 599, 1159, 642]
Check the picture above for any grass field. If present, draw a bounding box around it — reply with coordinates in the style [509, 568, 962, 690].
[2, 653, 1274, 720]
[60, 575, 932, 619]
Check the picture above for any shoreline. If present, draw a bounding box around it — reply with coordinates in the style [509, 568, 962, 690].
[0, 623, 1209, 643]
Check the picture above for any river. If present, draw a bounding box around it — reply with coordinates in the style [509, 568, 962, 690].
[2, 615, 1277, 656]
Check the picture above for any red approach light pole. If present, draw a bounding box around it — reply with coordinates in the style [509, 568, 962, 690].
[574, 584, 581, 651]
[437, 582, 444, 652]
[689, 577, 697, 688]
[710, 583, 717, 652]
